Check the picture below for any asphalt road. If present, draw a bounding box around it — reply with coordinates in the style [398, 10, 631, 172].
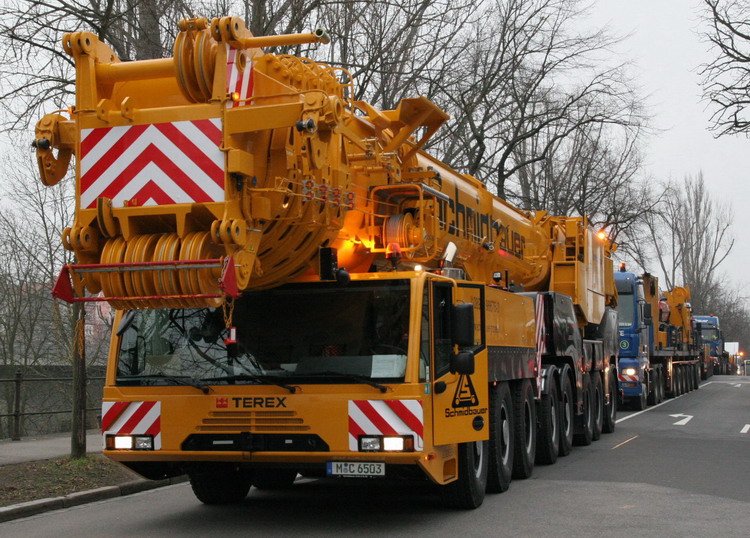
[3, 375, 749, 537]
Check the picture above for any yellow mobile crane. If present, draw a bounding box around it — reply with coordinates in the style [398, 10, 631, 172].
[37, 16, 618, 509]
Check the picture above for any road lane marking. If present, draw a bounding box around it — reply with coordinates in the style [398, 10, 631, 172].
[612, 435, 639, 449]
[615, 381, 711, 424]
[733, 383, 742, 387]
[669, 413, 693, 426]
[741, 424, 750, 434]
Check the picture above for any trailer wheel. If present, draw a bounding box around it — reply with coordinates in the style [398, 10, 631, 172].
[189, 466, 252, 505]
[535, 378, 559, 465]
[677, 367, 684, 395]
[591, 373, 604, 441]
[694, 365, 701, 389]
[558, 374, 574, 456]
[487, 382, 514, 493]
[573, 374, 594, 446]
[512, 379, 536, 478]
[632, 382, 647, 411]
[441, 439, 488, 509]
[647, 370, 658, 406]
[252, 468, 298, 490]
[655, 369, 664, 403]
[602, 368, 617, 434]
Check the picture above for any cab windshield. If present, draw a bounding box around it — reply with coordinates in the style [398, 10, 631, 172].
[616, 292, 635, 328]
[116, 280, 411, 387]
[700, 327, 720, 343]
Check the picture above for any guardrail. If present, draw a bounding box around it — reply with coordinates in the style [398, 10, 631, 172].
[0, 371, 105, 441]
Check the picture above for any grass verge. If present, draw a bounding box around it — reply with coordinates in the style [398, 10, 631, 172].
[0, 454, 139, 507]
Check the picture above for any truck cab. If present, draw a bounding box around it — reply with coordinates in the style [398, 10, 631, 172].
[693, 315, 725, 374]
[613, 269, 652, 407]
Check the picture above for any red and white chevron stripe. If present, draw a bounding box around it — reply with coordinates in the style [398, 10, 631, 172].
[348, 399, 423, 451]
[226, 46, 254, 108]
[618, 374, 639, 383]
[101, 401, 161, 450]
[79, 118, 224, 209]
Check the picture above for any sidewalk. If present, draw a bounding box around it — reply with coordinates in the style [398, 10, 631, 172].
[0, 430, 103, 465]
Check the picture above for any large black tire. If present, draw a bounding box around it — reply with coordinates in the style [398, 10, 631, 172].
[591, 373, 604, 441]
[558, 373, 575, 456]
[189, 467, 252, 505]
[441, 440, 488, 509]
[677, 367, 684, 395]
[655, 369, 664, 403]
[647, 370, 657, 406]
[602, 368, 617, 434]
[694, 365, 701, 389]
[252, 468, 298, 490]
[535, 378, 560, 465]
[573, 374, 594, 446]
[512, 379, 536, 479]
[487, 382, 514, 493]
[632, 381, 647, 411]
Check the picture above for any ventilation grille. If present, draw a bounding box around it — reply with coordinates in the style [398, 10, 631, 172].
[198, 410, 310, 432]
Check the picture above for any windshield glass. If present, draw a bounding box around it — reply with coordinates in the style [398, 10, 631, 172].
[116, 280, 411, 387]
[616, 293, 635, 328]
[700, 327, 720, 343]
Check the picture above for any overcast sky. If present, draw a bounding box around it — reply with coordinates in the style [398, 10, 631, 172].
[588, 0, 750, 290]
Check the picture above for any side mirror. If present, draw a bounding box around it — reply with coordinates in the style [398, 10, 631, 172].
[643, 304, 653, 321]
[451, 303, 474, 347]
[450, 351, 475, 375]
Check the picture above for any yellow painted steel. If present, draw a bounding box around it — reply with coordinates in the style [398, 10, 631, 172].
[36, 15, 615, 324]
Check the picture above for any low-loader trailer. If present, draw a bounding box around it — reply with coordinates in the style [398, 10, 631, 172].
[38, 15, 618, 509]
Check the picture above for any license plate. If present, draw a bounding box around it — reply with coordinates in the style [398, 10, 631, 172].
[326, 461, 385, 477]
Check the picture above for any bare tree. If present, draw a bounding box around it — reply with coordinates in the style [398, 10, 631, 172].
[700, 0, 750, 136]
[620, 172, 734, 313]
[429, 0, 647, 203]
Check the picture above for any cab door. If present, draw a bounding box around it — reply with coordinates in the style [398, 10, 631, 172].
[431, 281, 489, 446]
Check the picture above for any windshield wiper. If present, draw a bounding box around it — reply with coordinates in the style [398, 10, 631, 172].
[202, 374, 299, 394]
[307, 371, 389, 393]
[117, 373, 211, 394]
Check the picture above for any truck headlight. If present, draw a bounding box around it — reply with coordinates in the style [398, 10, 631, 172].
[106, 434, 154, 451]
[624, 368, 637, 376]
[113, 435, 133, 450]
[383, 437, 404, 451]
[360, 437, 382, 451]
[359, 435, 414, 452]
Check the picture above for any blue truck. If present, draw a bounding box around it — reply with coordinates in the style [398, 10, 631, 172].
[614, 268, 701, 409]
[692, 315, 726, 376]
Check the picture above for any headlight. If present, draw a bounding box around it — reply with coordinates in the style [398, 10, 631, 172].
[624, 368, 637, 376]
[113, 435, 133, 450]
[107, 434, 154, 451]
[134, 436, 154, 450]
[360, 437, 382, 451]
[383, 437, 404, 451]
[359, 435, 414, 452]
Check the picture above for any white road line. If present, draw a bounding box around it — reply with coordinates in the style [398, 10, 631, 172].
[741, 424, 750, 434]
[615, 380, 714, 423]
[669, 413, 693, 426]
[733, 383, 742, 387]
[612, 435, 639, 449]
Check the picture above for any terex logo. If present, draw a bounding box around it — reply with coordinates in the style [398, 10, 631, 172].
[215, 397, 229, 408]
[230, 397, 287, 408]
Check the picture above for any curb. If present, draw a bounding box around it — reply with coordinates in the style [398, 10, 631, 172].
[0, 475, 188, 524]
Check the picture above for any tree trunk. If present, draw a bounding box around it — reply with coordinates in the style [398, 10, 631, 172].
[71, 302, 87, 459]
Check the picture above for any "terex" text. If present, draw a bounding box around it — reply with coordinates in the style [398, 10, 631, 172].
[232, 397, 287, 408]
